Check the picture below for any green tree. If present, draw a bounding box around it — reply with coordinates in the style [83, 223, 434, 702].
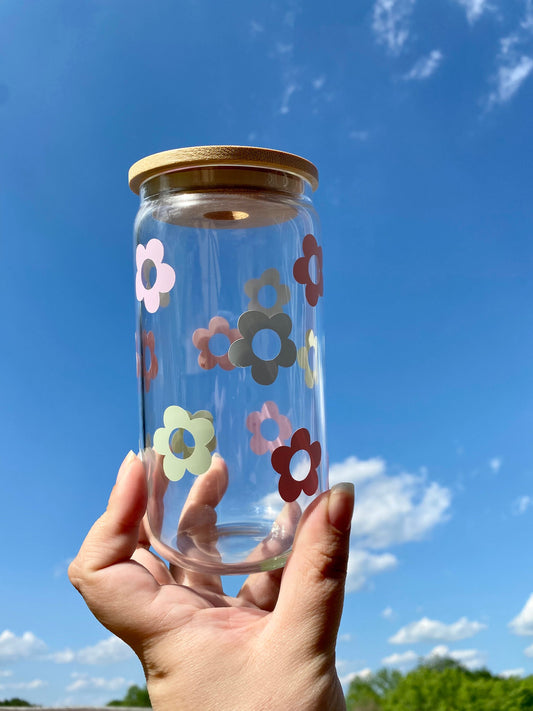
[346, 668, 401, 711]
[0, 698, 34, 706]
[347, 661, 533, 711]
[107, 684, 151, 707]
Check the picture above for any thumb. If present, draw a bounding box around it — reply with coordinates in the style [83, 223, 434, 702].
[273, 483, 354, 655]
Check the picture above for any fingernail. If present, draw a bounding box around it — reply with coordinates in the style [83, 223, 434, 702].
[117, 450, 137, 484]
[328, 483, 355, 532]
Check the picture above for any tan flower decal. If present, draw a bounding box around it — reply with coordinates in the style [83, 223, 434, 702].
[244, 267, 290, 317]
[297, 329, 319, 389]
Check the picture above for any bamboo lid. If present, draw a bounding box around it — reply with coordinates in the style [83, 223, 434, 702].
[128, 145, 319, 194]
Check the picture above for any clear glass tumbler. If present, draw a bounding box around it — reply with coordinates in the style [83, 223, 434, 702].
[128, 146, 327, 574]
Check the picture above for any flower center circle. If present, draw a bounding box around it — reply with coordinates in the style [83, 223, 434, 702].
[143, 345, 152, 372]
[258, 284, 278, 309]
[289, 450, 312, 481]
[308, 345, 316, 372]
[252, 328, 281, 361]
[209, 332, 231, 357]
[260, 418, 280, 442]
[142, 259, 157, 289]
[169, 428, 195, 459]
[308, 255, 320, 285]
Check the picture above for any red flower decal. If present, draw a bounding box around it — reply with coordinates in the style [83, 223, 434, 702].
[192, 316, 241, 371]
[293, 233, 323, 307]
[271, 428, 321, 503]
[141, 330, 158, 392]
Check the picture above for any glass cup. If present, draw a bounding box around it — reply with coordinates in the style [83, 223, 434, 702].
[129, 146, 327, 574]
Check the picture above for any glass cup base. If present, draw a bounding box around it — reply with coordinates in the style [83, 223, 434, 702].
[147, 522, 293, 575]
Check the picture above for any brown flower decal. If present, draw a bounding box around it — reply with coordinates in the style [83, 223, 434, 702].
[192, 316, 241, 371]
[141, 330, 158, 392]
[271, 428, 321, 503]
[293, 233, 324, 307]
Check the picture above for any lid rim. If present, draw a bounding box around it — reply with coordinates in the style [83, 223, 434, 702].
[128, 145, 319, 194]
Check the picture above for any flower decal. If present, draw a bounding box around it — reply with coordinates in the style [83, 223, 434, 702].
[228, 311, 297, 386]
[246, 401, 292, 455]
[170, 409, 217, 459]
[244, 267, 290, 317]
[153, 405, 215, 481]
[140, 330, 158, 392]
[271, 428, 321, 503]
[135, 238, 176, 314]
[192, 316, 241, 371]
[297, 329, 318, 389]
[293, 233, 323, 307]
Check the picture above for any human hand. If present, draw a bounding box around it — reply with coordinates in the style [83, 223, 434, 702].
[69, 451, 354, 711]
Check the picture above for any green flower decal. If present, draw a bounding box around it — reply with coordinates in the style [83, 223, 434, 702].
[297, 329, 319, 389]
[153, 405, 216, 481]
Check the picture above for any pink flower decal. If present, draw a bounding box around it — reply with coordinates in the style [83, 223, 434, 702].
[246, 401, 293, 455]
[135, 238, 176, 314]
[141, 330, 158, 392]
[293, 233, 323, 307]
[271, 428, 321, 503]
[192, 316, 241, 371]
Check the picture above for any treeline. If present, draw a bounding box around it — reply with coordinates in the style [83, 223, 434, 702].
[346, 659, 533, 711]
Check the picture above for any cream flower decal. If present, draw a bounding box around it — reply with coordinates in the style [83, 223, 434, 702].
[244, 267, 290, 317]
[153, 405, 215, 481]
[297, 329, 319, 389]
[170, 409, 217, 459]
[228, 311, 297, 386]
[135, 238, 176, 314]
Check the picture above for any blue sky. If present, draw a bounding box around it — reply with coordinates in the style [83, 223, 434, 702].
[1, 0, 533, 705]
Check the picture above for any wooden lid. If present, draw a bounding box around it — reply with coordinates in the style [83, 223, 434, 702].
[128, 145, 319, 194]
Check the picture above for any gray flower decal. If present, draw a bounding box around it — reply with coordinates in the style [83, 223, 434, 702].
[228, 311, 297, 385]
[244, 267, 291, 317]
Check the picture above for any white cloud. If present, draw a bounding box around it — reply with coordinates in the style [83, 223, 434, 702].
[453, 0, 491, 24]
[339, 668, 372, 687]
[339, 633, 352, 642]
[347, 470, 451, 550]
[66, 672, 131, 693]
[249, 20, 264, 35]
[509, 594, 533, 636]
[0, 670, 13, 678]
[372, 0, 416, 54]
[489, 457, 502, 473]
[279, 82, 298, 114]
[0, 631, 47, 661]
[349, 130, 370, 141]
[0, 679, 48, 691]
[382, 650, 418, 667]
[382, 606, 395, 619]
[428, 644, 486, 669]
[486, 4, 533, 109]
[346, 550, 398, 592]
[525, 643, 533, 657]
[54, 636, 133, 665]
[404, 50, 443, 80]
[47, 649, 76, 664]
[263, 455, 450, 591]
[500, 668, 525, 678]
[390, 617, 486, 644]
[512, 495, 532, 515]
[312, 75, 326, 90]
[330, 456, 385, 486]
